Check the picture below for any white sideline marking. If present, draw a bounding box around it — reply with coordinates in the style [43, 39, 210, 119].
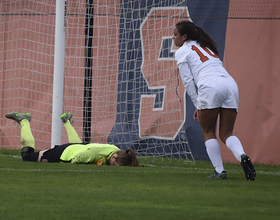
[0, 167, 279, 176]
[1, 154, 279, 176]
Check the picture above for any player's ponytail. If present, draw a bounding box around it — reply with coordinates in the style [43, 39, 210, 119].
[115, 148, 141, 167]
[175, 21, 219, 56]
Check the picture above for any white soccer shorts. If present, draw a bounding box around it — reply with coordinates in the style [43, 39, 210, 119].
[196, 76, 239, 111]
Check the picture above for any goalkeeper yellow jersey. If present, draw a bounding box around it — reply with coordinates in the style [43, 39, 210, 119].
[60, 143, 120, 165]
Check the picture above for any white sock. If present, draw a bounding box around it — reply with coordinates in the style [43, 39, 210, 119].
[205, 139, 224, 173]
[225, 136, 245, 162]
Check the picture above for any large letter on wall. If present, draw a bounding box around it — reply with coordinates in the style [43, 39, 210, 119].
[139, 7, 191, 140]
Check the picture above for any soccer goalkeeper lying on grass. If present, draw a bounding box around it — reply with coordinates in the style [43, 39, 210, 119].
[5, 112, 140, 167]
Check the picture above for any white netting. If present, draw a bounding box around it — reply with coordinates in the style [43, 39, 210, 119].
[1, 0, 194, 161]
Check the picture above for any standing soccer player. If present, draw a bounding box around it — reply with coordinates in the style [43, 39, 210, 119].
[173, 21, 256, 180]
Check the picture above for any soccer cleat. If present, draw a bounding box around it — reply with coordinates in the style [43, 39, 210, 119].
[207, 170, 227, 179]
[5, 112, 31, 123]
[60, 112, 72, 123]
[240, 154, 256, 181]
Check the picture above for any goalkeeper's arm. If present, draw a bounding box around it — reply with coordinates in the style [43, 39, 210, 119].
[71, 149, 96, 164]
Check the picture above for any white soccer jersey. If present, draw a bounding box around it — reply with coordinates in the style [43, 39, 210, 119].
[175, 40, 232, 108]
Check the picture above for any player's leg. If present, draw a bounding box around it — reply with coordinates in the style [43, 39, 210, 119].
[219, 108, 245, 160]
[60, 112, 82, 143]
[5, 112, 38, 161]
[198, 108, 220, 141]
[219, 108, 256, 180]
[199, 108, 226, 178]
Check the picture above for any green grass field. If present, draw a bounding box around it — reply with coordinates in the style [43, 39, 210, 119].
[0, 149, 279, 220]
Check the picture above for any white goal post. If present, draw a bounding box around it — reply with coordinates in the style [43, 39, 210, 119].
[51, 0, 66, 148]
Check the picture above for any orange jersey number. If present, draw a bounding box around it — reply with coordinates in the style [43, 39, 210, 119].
[191, 45, 218, 62]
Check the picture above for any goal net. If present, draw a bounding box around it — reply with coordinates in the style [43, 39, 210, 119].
[1, 0, 194, 162]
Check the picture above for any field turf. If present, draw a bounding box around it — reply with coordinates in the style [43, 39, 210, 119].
[0, 149, 279, 220]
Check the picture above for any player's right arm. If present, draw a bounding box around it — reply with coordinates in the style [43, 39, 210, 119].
[71, 148, 97, 164]
[175, 46, 198, 108]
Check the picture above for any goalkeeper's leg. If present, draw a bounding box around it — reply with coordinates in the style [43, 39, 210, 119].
[60, 112, 82, 143]
[20, 117, 39, 161]
[5, 112, 38, 161]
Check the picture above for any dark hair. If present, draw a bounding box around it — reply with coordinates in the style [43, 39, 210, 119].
[175, 21, 219, 56]
[115, 148, 140, 167]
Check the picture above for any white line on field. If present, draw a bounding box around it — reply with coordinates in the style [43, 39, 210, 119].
[0, 154, 279, 176]
[0, 167, 279, 176]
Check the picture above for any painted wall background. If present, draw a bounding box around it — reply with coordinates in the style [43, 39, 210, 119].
[1, 0, 279, 165]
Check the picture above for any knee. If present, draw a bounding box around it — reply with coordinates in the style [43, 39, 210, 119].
[219, 132, 232, 144]
[21, 147, 38, 162]
[201, 128, 216, 142]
